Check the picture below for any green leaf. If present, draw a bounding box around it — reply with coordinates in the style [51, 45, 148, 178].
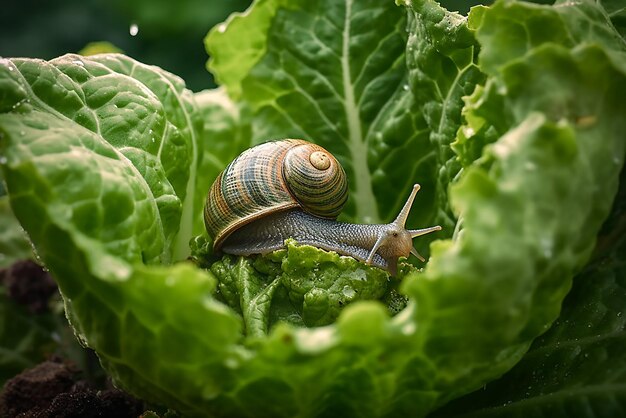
[206, 0, 291, 100]
[83, 54, 204, 261]
[210, 254, 283, 336]
[0, 196, 32, 268]
[404, 0, 486, 230]
[578, 0, 626, 45]
[433, 167, 626, 417]
[209, 240, 397, 330]
[0, 54, 205, 263]
[402, 0, 626, 408]
[206, 0, 440, 234]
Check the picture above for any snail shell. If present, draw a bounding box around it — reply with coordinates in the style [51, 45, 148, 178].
[204, 139, 348, 250]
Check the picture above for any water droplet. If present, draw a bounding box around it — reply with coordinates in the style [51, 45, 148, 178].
[72, 59, 85, 67]
[618, 312, 623, 317]
[0, 156, 7, 164]
[217, 23, 227, 33]
[1, 59, 14, 71]
[402, 84, 410, 91]
[342, 286, 356, 299]
[349, 269, 366, 282]
[129, 23, 139, 36]
[402, 322, 415, 335]
[19, 130, 25, 136]
[462, 126, 475, 138]
[540, 237, 553, 258]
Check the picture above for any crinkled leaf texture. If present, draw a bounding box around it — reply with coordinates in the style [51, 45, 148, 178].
[0, 1, 625, 418]
[209, 239, 400, 332]
[433, 162, 626, 418]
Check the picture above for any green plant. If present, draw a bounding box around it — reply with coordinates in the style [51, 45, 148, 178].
[0, 0, 624, 416]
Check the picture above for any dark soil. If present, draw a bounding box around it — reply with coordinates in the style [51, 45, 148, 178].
[0, 260, 57, 313]
[0, 260, 147, 417]
[0, 359, 144, 418]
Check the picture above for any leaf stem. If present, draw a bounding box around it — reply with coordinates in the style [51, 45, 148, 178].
[341, 0, 380, 223]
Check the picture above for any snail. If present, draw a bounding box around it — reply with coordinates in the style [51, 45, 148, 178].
[204, 139, 441, 275]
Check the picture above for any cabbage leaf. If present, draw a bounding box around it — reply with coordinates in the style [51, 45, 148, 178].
[0, 0, 625, 416]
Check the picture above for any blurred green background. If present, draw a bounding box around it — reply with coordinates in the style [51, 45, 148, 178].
[0, 0, 492, 92]
[0, 0, 252, 92]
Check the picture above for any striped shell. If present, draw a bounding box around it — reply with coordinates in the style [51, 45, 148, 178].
[204, 139, 348, 250]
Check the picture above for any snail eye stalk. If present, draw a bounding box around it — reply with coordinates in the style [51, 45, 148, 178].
[392, 184, 421, 228]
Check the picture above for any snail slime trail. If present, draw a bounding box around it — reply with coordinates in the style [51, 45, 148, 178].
[204, 139, 441, 275]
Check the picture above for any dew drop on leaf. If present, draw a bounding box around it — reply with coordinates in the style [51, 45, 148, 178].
[462, 126, 475, 138]
[402, 322, 416, 336]
[342, 286, 356, 299]
[129, 23, 139, 36]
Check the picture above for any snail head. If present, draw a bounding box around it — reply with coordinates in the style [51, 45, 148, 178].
[365, 184, 441, 275]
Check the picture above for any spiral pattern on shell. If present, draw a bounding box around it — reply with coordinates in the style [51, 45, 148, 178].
[204, 139, 348, 250]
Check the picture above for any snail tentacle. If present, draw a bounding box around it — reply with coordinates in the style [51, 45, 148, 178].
[393, 184, 421, 227]
[365, 234, 386, 265]
[361, 184, 441, 273]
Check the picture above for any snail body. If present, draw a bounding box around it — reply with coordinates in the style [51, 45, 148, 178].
[204, 139, 440, 275]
